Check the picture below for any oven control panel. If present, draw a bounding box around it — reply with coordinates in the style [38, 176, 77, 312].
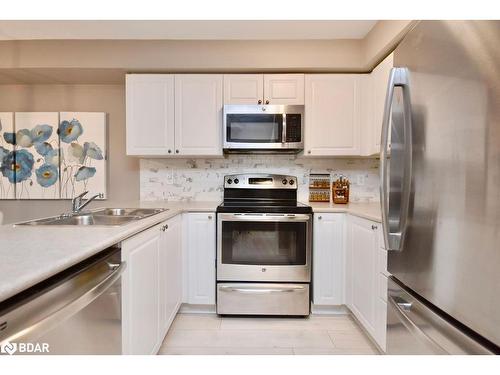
[224, 174, 297, 189]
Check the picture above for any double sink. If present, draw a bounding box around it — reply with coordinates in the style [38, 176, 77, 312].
[16, 208, 168, 227]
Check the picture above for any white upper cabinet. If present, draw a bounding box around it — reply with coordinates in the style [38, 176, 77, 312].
[263, 74, 305, 105]
[223, 74, 304, 105]
[362, 53, 394, 156]
[174, 74, 223, 156]
[224, 74, 264, 105]
[126, 74, 175, 156]
[313, 213, 345, 306]
[304, 74, 361, 156]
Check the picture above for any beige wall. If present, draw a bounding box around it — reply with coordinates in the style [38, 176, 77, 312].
[0, 84, 139, 224]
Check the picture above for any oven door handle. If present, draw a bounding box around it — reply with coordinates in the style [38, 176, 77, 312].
[219, 285, 306, 294]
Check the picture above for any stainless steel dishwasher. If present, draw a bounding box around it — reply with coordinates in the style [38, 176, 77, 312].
[0, 246, 125, 355]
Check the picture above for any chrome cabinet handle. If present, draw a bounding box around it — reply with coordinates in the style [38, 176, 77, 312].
[168, 149, 172, 154]
[307, 150, 311, 154]
[258, 99, 262, 104]
[318, 216, 322, 220]
[380, 67, 413, 252]
[208, 215, 212, 220]
[265, 99, 270, 104]
[160, 224, 168, 231]
[371, 224, 378, 230]
[175, 149, 179, 154]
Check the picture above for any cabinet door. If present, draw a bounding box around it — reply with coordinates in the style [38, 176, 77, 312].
[313, 213, 345, 306]
[370, 53, 394, 155]
[185, 212, 216, 305]
[264, 74, 305, 105]
[159, 215, 183, 338]
[174, 74, 223, 156]
[304, 74, 360, 155]
[346, 215, 379, 337]
[126, 74, 175, 156]
[224, 74, 264, 104]
[122, 223, 162, 355]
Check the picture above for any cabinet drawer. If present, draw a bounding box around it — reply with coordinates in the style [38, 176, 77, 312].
[217, 283, 309, 316]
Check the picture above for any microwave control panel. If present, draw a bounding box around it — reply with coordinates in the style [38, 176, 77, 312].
[285, 114, 302, 143]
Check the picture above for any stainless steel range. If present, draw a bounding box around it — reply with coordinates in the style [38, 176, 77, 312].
[216, 174, 312, 316]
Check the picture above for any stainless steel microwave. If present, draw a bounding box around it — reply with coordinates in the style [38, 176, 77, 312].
[223, 105, 304, 153]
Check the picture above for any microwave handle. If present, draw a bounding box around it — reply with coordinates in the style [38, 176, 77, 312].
[282, 113, 287, 144]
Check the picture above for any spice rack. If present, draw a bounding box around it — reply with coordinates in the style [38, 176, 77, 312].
[308, 173, 331, 202]
[332, 175, 350, 204]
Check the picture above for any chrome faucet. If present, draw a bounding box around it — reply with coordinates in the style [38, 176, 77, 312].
[71, 191, 104, 213]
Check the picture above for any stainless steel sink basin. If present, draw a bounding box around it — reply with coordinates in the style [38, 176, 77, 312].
[15, 208, 168, 226]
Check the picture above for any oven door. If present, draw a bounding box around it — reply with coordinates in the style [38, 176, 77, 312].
[217, 213, 312, 282]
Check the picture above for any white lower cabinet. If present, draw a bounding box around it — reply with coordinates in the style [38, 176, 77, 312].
[346, 215, 387, 351]
[122, 215, 183, 355]
[312, 213, 345, 307]
[159, 215, 183, 338]
[184, 212, 216, 305]
[122, 221, 162, 355]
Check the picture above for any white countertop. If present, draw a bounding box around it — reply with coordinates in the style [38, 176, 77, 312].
[0, 200, 380, 303]
[304, 201, 382, 223]
[0, 201, 218, 303]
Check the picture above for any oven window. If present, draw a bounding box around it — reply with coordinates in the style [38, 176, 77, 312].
[221, 221, 307, 265]
[226, 114, 283, 143]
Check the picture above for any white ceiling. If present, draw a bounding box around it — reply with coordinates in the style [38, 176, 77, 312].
[0, 20, 377, 40]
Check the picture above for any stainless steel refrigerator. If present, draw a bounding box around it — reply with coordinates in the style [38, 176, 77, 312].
[381, 20, 500, 355]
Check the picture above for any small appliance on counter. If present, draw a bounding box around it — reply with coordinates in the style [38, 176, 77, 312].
[216, 174, 312, 316]
[332, 175, 350, 204]
[308, 173, 331, 202]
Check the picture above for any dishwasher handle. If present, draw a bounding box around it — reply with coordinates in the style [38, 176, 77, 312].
[0, 261, 126, 346]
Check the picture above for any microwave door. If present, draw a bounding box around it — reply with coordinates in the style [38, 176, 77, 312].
[224, 113, 284, 149]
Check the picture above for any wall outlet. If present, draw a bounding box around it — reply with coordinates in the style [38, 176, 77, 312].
[356, 174, 365, 186]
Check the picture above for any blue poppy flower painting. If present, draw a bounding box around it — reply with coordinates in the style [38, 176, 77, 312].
[0, 149, 34, 183]
[15, 129, 34, 148]
[3, 132, 15, 145]
[59, 112, 106, 200]
[14, 112, 60, 199]
[31, 124, 53, 143]
[59, 119, 83, 143]
[84, 142, 104, 160]
[0, 112, 106, 200]
[35, 163, 59, 187]
[34, 141, 53, 156]
[0, 113, 15, 199]
[74, 166, 96, 181]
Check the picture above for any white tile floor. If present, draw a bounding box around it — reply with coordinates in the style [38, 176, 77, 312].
[158, 313, 380, 355]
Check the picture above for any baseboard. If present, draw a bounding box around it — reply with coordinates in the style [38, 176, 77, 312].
[311, 304, 350, 315]
[179, 303, 216, 314]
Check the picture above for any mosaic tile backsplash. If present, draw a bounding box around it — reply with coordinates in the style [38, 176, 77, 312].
[140, 155, 380, 203]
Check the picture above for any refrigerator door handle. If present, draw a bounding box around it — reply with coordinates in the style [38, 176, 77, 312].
[380, 67, 413, 251]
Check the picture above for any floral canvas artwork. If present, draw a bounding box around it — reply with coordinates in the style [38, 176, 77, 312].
[0, 112, 16, 199]
[0, 112, 107, 200]
[13, 112, 60, 199]
[59, 112, 107, 200]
